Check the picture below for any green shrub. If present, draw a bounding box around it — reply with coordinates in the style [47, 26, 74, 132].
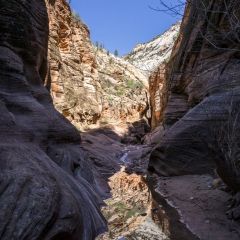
[101, 79, 114, 89]
[101, 83, 107, 89]
[101, 119, 109, 124]
[71, 10, 82, 26]
[125, 79, 144, 91]
[126, 79, 134, 88]
[117, 203, 126, 212]
[115, 87, 125, 95]
[107, 96, 114, 105]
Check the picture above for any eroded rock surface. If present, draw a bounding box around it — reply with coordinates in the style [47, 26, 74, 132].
[149, 0, 240, 176]
[96, 170, 169, 240]
[46, 0, 102, 126]
[45, 0, 150, 130]
[0, 0, 107, 239]
[154, 174, 240, 239]
[95, 47, 149, 125]
[148, 65, 168, 128]
[123, 22, 181, 77]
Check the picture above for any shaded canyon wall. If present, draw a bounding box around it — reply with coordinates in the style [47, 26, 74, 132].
[149, 0, 240, 176]
[0, 0, 108, 239]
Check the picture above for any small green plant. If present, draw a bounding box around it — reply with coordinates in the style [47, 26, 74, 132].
[105, 198, 115, 205]
[125, 79, 144, 91]
[71, 10, 82, 26]
[117, 203, 126, 212]
[125, 209, 136, 219]
[101, 79, 113, 89]
[109, 58, 113, 64]
[101, 83, 106, 89]
[101, 119, 109, 124]
[163, 55, 171, 64]
[173, 31, 180, 41]
[107, 95, 114, 105]
[107, 50, 110, 56]
[126, 79, 134, 88]
[115, 87, 125, 95]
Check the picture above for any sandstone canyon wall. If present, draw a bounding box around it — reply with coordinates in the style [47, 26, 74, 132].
[45, 1, 149, 129]
[95, 47, 149, 124]
[122, 22, 181, 129]
[0, 0, 108, 239]
[45, 0, 102, 126]
[149, 0, 240, 177]
[148, 65, 168, 128]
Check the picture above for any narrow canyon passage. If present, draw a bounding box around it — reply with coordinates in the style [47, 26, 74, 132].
[83, 121, 240, 240]
[2, 0, 240, 239]
[87, 127, 169, 239]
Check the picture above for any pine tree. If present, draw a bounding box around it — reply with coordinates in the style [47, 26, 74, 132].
[114, 49, 118, 57]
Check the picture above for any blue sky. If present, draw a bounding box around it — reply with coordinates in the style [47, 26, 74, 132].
[70, 0, 183, 57]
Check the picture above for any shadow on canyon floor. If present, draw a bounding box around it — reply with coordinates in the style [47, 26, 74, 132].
[84, 121, 240, 240]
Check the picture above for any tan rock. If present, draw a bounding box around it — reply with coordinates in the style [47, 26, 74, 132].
[213, 178, 223, 189]
[148, 65, 168, 128]
[95, 46, 149, 125]
[45, 0, 102, 126]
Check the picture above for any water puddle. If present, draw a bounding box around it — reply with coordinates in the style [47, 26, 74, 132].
[119, 153, 128, 163]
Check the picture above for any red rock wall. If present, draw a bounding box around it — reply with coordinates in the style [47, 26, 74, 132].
[46, 0, 102, 126]
[46, 0, 149, 129]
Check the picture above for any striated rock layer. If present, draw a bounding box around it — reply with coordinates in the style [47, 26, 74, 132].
[149, 0, 240, 176]
[46, 0, 102, 126]
[45, 0, 150, 129]
[0, 0, 107, 239]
